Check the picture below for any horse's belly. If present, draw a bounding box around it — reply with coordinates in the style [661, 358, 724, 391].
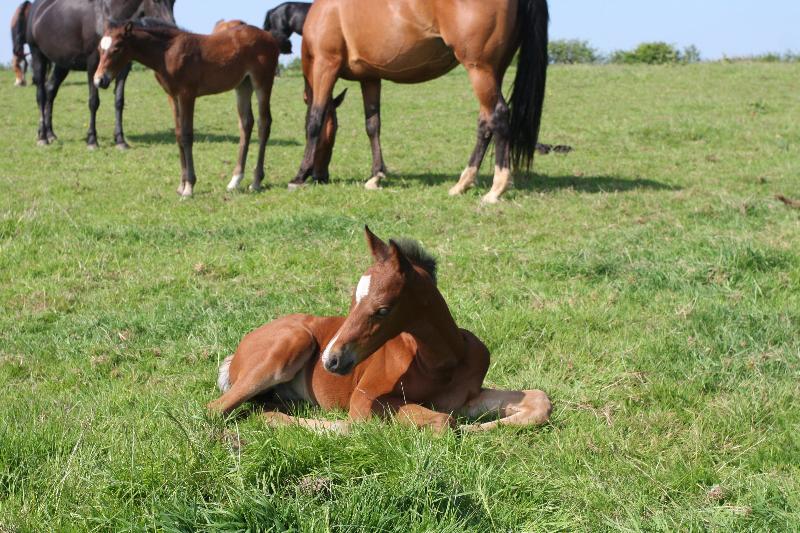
[342, 39, 458, 84]
[272, 367, 315, 404]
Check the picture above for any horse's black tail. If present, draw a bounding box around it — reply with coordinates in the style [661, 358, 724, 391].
[509, 0, 549, 172]
[11, 1, 31, 59]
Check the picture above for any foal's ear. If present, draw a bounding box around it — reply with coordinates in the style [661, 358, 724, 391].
[388, 240, 413, 274]
[365, 225, 390, 263]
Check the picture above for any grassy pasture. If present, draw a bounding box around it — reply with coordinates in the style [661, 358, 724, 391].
[1, 62, 799, 531]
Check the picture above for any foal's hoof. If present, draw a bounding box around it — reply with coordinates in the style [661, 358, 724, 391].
[116, 142, 130, 151]
[365, 173, 385, 190]
[36, 139, 49, 147]
[87, 143, 99, 151]
[248, 183, 263, 193]
[287, 179, 307, 191]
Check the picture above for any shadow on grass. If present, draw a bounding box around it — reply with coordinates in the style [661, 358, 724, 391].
[333, 172, 679, 194]
[128, 129, 301, 146]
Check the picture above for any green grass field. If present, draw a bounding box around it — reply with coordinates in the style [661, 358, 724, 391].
[1, 62, 799, 531]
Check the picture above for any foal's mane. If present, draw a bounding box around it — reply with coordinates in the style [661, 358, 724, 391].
[392, 238, 437, 285]
[109, 17, 183, 35]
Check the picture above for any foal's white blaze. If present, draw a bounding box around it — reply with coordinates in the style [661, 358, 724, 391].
[355, 275, 371, 304]
[100, 36, 113, 51]
[321, 332, 341, 364]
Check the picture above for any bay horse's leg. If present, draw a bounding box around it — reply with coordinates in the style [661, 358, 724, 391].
[85, 53, 101, 149]
[43, 65, 69, 143]
[177, 96, 197, 197]
[483, 92, 513, 204]
[207, 326, 316, 416]
[227, 79, 254, 192]
[251, 77, 274, 191]
[456, 389, 552, 432]
[113, 62, 133, 149]
[288, 61, 338, 188]
[360, 80, 386, 190]
[451, 67, 500, 198]
[311, 89, 346, 184]
[30, 46, 50, 145]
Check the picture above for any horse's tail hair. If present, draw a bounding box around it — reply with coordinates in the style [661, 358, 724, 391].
[217, 355, 234, 392]
[509, 0, 549, 172]
[11, 0, 31, 59]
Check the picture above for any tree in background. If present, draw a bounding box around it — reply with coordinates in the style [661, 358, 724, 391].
[549, 39, 600, 64]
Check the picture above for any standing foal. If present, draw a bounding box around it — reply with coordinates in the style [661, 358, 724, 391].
[94, 20, 280, 196]
[208, 227, 552, 433]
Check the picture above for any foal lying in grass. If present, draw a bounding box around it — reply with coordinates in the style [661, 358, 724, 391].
[94, 19, 279, 196]
[208, 227, 552, 433]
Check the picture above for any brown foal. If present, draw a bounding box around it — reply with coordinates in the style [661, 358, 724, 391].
[208, 227, 552, 433]
[291, 0, 549, 204]
[94, 20, 279, 197]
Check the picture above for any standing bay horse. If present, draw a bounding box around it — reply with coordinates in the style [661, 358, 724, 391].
[94, 20, 280, 197]
[26, 0, 175, 148]
[10, 1, 31, 87]
[208, 227, 552, 433]
[262, 2, 311, 54]
[291, 0, 549, 204]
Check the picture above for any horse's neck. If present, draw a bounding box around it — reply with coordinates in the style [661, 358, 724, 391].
[128, 30, 174, 74]
[404, 280, 465, 373]
[104, 0, 143, 21]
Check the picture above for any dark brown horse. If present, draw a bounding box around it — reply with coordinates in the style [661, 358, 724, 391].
[290, 0, 549, 204]
[208, 227, 552, 433]
[94, 20, 280, 197]
[25, 0, 175, 148]
[10, 1, 31, 86]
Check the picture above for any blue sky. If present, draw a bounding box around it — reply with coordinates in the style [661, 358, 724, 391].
[3, 0, 799, 63]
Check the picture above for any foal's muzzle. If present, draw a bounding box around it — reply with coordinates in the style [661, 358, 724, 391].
[94, 74, 111, 90]
[323, 346, 356, 376]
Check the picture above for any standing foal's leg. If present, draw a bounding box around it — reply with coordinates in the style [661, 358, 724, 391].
[168, 95, 188, 196]
[113, 62, 133, 149]
[452, 67, 500, 199]
[227, 79, 254, 192]
[457, 389, 552, 432]
[360, 79, 386, 190]
[43, 65, 70, 143]
[251, 77, 274, 191]
[177, 96, 197, 197]
[288, 60, 338, 188]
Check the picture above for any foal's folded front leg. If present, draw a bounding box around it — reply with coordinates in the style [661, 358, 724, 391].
[357, 396, 456, 433]
[457, 388, 552, 432]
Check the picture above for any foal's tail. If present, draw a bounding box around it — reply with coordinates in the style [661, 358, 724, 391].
[11, 0, 31, 60]
[509, 0, 549, 172]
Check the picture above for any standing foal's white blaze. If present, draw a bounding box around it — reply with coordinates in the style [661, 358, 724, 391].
[100, 36, 113, 51]
[355, 275, 371, 304]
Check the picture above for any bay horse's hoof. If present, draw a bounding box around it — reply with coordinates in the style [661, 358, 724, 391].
[36, 139, 49, 147]
[87, 143, 99, 151]
[46, 133, 57, 143]
[249, 183, 263, 193]
[15, 80, 26, 87]
[116, 142, 130, 151]
[480, 192, 502, 205]
[287, 179, 307, 190]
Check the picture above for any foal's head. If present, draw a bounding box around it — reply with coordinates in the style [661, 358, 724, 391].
[94, 22, 136, 89]
[321, 227, 438, 375]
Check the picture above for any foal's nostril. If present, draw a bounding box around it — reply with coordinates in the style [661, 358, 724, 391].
[326, 357, 339, 372]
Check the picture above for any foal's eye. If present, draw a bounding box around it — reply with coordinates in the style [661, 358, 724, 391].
[375, 307, 391, 318]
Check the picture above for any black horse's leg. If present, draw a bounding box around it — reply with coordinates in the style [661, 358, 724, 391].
[30, 46, 50, 145]
[113, 62, 133, 149]
[86, 53, 101, 149]
[288, 65, 337, 189]
[44, 65, 70, 143]
[360, 79, 386, 190]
